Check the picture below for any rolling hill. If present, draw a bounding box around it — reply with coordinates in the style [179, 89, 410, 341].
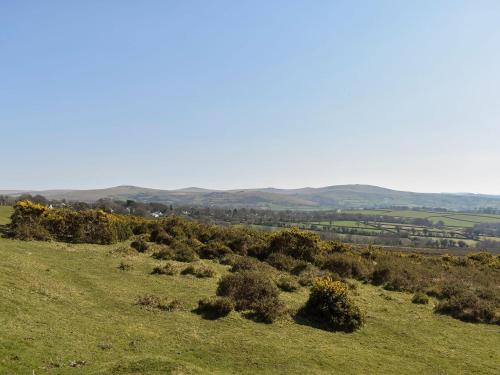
[2, 184, 500, 210]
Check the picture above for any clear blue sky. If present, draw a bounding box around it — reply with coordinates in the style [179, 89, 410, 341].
[1, 1, 499, 193]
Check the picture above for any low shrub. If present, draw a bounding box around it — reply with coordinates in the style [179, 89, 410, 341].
[152, 246, 175, 260]
[151, 262, 178, 276]
[250, 297, 287, 323]
[319, 253, 371, 279]
[171, 241, 198, 262]
[435, 291, 497, 324]
[136, 295, 184, 311]
[299, 277, 364, 332]
[181, 264, 216, 278]
[411, 292, 429, 305]
[266, 253, 303, 272]
[268, 228, 322, 262]
[131, 239, 148, 253]
[276, 276, 299, 292]
[118, 261, 133, 271]
[216, 271, 280, 311]
[230, 256, 261, 273]
[199, 240, 232, 260]
[196, 297, 234, 319]
[151, 229, 173, 245]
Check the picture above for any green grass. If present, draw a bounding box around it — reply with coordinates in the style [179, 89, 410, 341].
[0, 206, 13, 225]
[0, 242, 499, 373]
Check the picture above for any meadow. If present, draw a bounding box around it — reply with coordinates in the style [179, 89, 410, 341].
[0, 206, 499, 374]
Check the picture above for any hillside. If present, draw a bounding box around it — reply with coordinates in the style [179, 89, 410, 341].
[1, 207, 500, 374]
[1, 242, 499, 374]
[3, 184, 500, 210]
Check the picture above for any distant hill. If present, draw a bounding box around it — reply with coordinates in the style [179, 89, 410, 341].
[3, 184, 500, 210]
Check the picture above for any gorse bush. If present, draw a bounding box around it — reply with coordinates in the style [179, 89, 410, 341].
[196, 297, 234, 319]
[10, 200, 136, 244]
[268, 228, 322, 262]
[299, 277, 364, 332]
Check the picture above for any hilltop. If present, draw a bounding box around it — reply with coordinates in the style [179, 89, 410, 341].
[2, 184, 500, 210]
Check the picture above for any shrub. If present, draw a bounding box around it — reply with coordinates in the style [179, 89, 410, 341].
[268, 228, 322, 262]
[435, 291, 497, 324]
[319, 253, 370, 279]
[152, 246, 175, 260]
[151, 262, 178, 276]
[131, 239, 148, 253]
[10, 200, 134, 244]
[276, 276, 299, 292]
[230, 256, 261, 273]
[151, 230, 173, 245]
[171, 241, 198, 262]
[250, 297, 287, 323]
[196, 297, 235, 319]
[136, 295, 184, 311]
[200, 240, 232, 260]
[136, 294, 162, 309]
[299, 277, 364, 332]
[181, 264, 216, 278]
[266, 253, 305, 272]
[216, 271, 280, 311]
[411, 292, 429, 305]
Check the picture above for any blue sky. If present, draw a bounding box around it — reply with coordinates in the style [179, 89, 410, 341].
[1, 1, 500, 193]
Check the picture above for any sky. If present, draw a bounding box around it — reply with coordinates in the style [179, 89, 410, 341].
[1, 1, 500, 194]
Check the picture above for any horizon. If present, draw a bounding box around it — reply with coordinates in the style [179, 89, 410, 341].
[2, 1, 500, 194]
[1, 183, 498, 196]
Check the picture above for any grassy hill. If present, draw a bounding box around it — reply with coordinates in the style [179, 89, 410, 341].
[0, 209, 499, 374]
[4, 184, 500, 210]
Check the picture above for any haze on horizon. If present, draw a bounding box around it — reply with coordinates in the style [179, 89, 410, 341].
[2, 1, 500, 195]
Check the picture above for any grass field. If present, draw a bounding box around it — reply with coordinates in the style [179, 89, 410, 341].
[0, 206, 13, 225]
[1, 210, 499, 374]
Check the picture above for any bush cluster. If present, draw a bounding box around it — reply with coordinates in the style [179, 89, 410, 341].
[216, 271, 285, 323]
[10, 200, 137, 244]
[299, 277, 364, 332]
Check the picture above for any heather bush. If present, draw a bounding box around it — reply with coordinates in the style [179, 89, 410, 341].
[299, 277, 364, 332]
